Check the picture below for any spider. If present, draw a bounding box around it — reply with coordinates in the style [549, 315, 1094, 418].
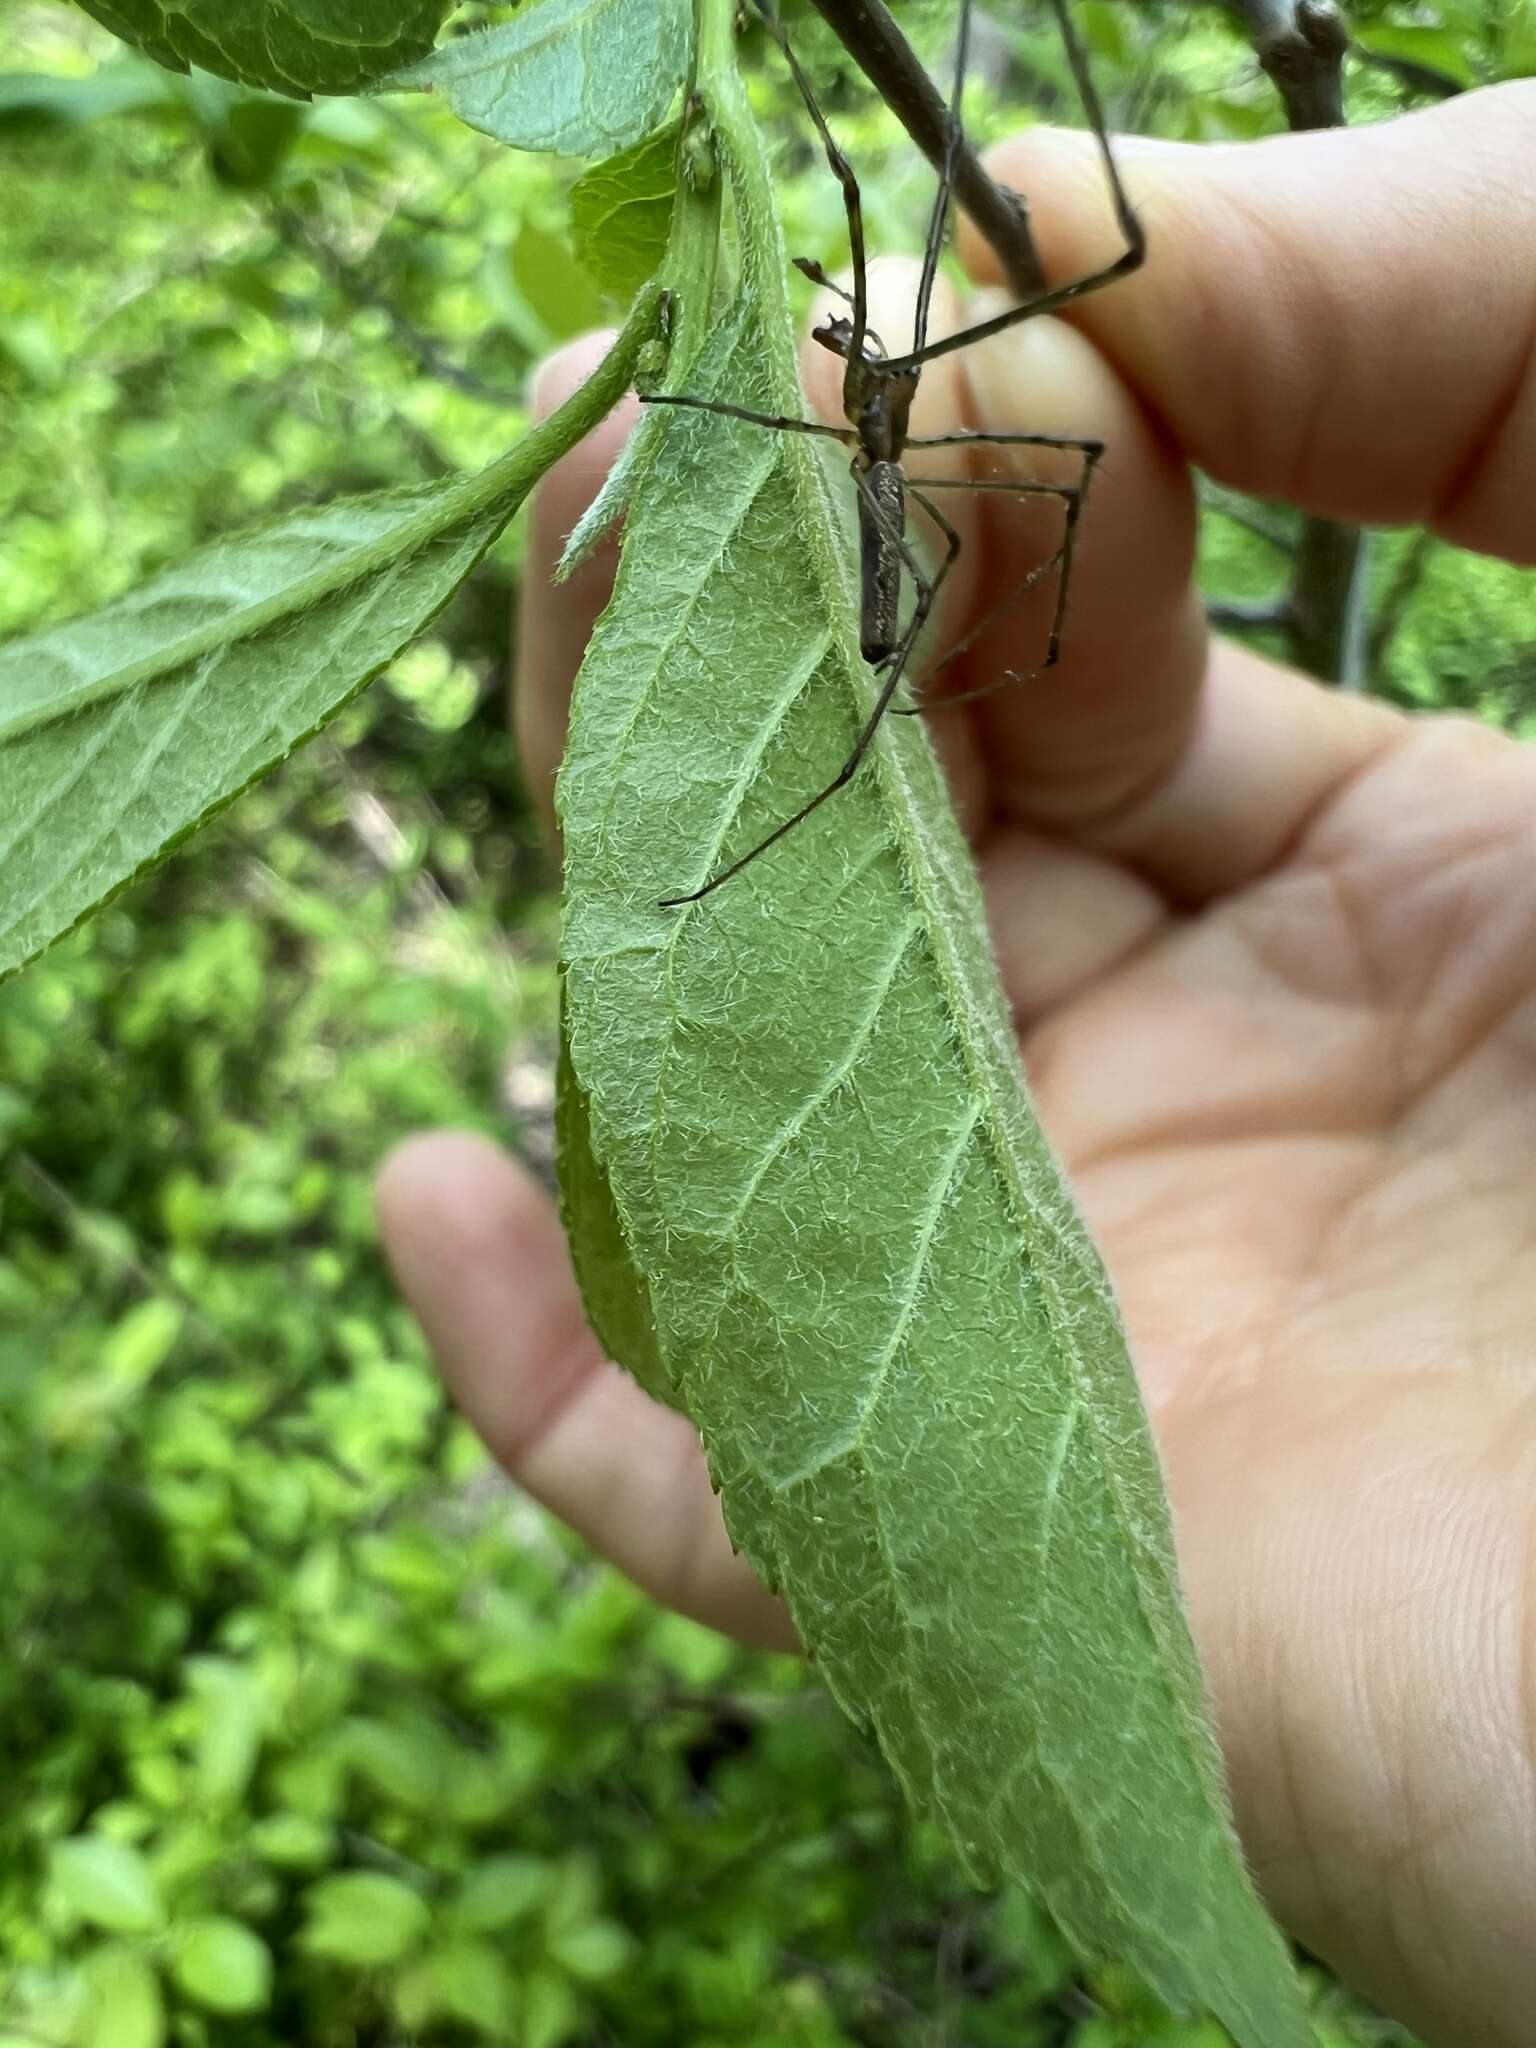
[643, 0, 1144, 903]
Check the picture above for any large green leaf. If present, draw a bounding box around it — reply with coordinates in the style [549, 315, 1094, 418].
[556, 34, 1312, 2048]
[0, 296, 656, 983]
[572, 122, 680, 297]
[69, 0, 451, 97]
[384, 0, 690, 157]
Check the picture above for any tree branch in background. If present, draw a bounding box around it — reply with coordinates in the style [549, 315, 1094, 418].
[1219, 0, 1372, 689]
[1226, 0, 1348, 127]
[802, 0, 1046, 293]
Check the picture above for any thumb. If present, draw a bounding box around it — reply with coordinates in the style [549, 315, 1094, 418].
[965, 83, 1536, 562]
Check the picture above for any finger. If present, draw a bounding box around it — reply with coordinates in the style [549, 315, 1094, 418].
[375, 1132, 795, 1649]
[515, 333, 637, 833]
[931, 286, 1210, 848]
[964, 84, 1536, 561]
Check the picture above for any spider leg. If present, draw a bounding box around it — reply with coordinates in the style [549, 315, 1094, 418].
[911, 0, 972, 358]
[879, 0, 1145, 379]
[893, 446, 1102, 711]
[752, 1, 871, 366]
[640, 393, 856, 442]
[659, 477, 963, 907]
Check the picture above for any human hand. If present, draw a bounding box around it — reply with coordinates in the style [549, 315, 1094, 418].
[379, 82, 1536, 2048]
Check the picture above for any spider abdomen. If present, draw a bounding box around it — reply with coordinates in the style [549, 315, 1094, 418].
[858, 459, 906, 666]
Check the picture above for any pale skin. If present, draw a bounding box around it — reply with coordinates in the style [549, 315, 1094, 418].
[377, 83, 1536, 2048]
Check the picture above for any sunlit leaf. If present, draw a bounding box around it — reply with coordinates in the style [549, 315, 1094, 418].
[0, 304, 653, 983]
[79, 1946, 165, 2048]
[171, 1917, 274, 2014]
[383, 0, 690, 157]
[301, 1871, 431, 1965]
[572, 122, 680, 297]
[49, 1837, 164, 1935]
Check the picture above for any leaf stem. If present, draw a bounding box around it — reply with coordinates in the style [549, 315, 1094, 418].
[1, 286, 662, 746]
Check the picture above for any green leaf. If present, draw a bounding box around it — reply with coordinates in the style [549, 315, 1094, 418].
[509, 222, 608, 344]
[302, 1871, 432, 1965]
[434, 1937, 515, 2032]
[383, 0, 690, 157]
[555, 32, 1311, 2048]
[0, 60, 174, 129]
[171, 1917, 274, 2014]
[555, 1027, 674, 1408]
[521, 1966, 581, 2048]
[102, 1299, 183, 1384]
[452, 1854, 555, 1932]
[49, 1836, 164, 1935]
[79, 1946, 165, 2048]
[188, 1655, 266, 1807]
[0, 291, 657, 984]
[550, 1917, 634, 1983]
[572, 123, 680, 297]
[249, 1812, 335, 1869]
[1351, 22, 1477, 87]
[71, 0, 452, 97]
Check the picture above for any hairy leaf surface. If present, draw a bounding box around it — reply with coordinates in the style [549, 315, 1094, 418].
[556, 59, 1313, 2048]
[572, 123, 680, 297]
[0, 306, 652, 980]
[384, 0, 689, 157]
[71, 0, 450, 96]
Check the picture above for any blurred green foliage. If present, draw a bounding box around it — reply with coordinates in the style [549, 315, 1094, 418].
[1, 0, 1528, 2037]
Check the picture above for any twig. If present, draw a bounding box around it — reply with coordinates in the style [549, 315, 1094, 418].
[1225, 0, 1371, 688]
[801, 0, 1046, 294]
[1225, 0, 1349, 127]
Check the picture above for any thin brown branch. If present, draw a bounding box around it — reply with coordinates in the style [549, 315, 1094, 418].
[1226, 0, 1371, 685]
[800, 0, 1045, 294]
[1225, 0, 1349, 128]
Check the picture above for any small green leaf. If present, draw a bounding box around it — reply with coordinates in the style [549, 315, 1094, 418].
[102, 1299, 183, 1384]
[0, 60, 173, 129]
[435, 1938, 515, 2032]
[188, 1656, 266, 1808]
[452, 1854, 554, 1932]
[171, 1917, 274, 2015]
[550, 1917, 634, 1983]
[521, 1966, 581, 2048]
[572, 123, 679, 297]
[71, 0, 452, 96]
[302, 1871, 431, 1965]
[49, 1836, 164, 1935]
[383, 0, 689, 157]
[0, 294, 656, 984]
[250, 1812, 335, 1869]
[79, 1946, 165, 2048]
[1352, 22, 1477, 86]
